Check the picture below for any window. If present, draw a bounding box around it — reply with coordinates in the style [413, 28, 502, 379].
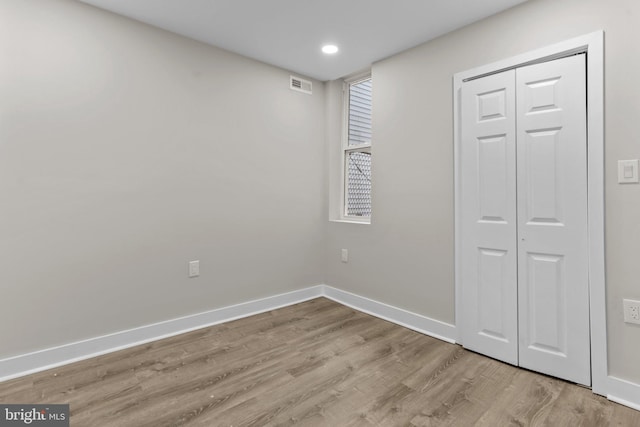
[343, 76, 372, 219]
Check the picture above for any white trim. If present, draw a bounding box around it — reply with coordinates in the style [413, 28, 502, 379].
[0, 284, 458, 383]
[340, 80, 349, 219]
[3, 280, 638, 411]
[454, 31, 607, 392]
[584, 31, 607, 397]
[0, 286, 324, 383]
[343, 70, 373, 85]
[323, 286, 457, 343]
[607, 376, 640, 411]
[328, 219, 371, 225]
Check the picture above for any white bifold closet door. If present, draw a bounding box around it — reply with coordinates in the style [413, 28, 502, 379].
[460, 54, 590, 386]
[460, 69, 519, 366]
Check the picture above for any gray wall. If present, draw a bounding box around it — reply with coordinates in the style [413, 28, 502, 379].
[2, 0, 639, 388]
[0, 0, 326, 359]
[326, 0, 640, 384]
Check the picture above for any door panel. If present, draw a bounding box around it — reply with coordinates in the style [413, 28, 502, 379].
[477, 248, 510, 342]
[478, 135, 510, 222]
[460, 70, 518, 365]
[516, 54, 590, 385]
[526, 252, 566, 355]
[524, 129, 563, 224]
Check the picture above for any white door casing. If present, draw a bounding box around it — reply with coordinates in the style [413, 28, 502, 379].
[459, 54, 590, 386]
[460, 70, 518, 365]
[516, 54, 590, 385]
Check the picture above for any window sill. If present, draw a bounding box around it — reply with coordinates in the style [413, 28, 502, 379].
[329, 218, 371, 225]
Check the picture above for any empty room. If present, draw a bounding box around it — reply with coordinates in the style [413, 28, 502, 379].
[1, 0, 639, 425]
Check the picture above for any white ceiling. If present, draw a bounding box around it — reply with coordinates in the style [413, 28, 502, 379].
[78, 0, 528, 81]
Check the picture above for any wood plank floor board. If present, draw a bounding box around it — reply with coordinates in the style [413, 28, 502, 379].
[0, 297, 638, 426]
[473, 369, 565, 427]
[243, 329, 398, 424]
[540, 384, 613, 427]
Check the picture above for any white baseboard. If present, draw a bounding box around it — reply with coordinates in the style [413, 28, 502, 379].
[0, 285, 324, 383]
[607, 376, 640, 411]
[322, 286, 457, 344]
[0, 284, 457, 384]
[8, 283, 639, 414]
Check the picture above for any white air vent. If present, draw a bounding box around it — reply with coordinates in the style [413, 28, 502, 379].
[290, 75, 312, 94]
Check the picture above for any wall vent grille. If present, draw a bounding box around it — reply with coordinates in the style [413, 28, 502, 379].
[290, 75, 312, 94]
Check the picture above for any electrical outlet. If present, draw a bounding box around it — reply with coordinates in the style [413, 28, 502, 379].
[623, 299, 640, 324]
[188, 260, 200, 278]
[341, 249, 348, 263]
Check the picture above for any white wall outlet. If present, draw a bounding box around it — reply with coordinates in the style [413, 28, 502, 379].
[341, 249, 348, 263]
[623, 299, 640, 324]
[188, 260, 200, 278]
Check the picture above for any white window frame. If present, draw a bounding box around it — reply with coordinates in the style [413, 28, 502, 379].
[341, 73, 372, 223]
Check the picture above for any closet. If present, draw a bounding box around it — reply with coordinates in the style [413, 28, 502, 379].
[459, 54, 590, 386]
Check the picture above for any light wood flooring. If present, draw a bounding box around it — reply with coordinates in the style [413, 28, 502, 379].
[0, 298, 638, 426]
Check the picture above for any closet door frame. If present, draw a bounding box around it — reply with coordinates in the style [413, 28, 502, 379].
[453, 31, 605, 394]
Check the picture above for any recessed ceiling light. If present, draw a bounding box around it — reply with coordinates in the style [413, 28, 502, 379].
[322, 45, 339, 54]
